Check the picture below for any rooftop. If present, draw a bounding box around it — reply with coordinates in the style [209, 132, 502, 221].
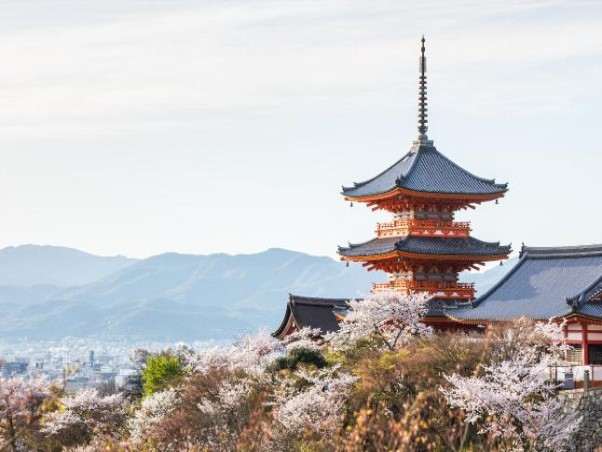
[272, 294, 352, 339]
[339, 235, 511, 259]
[342, 142, 508, 199]
[342, 37, 506, 201]
[450, 244, 602, 322]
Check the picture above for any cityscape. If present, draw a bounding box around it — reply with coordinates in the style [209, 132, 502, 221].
[0, 338, 219, 392]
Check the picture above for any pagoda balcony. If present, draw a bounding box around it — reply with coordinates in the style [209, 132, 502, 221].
[375, 219, 471, 238]
[372, 280, 475, 300]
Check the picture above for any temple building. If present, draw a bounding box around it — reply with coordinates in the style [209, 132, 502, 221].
[273, 295, 350, 340]
[275, 37, 510, 339]
[272, 38, 602, 368]
[450, 245, 602, 366]
[338, 36, 510, 322]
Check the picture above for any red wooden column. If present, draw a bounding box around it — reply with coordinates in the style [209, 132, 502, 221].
[582, 321, 589, 365]
[563, 324, 568, 362]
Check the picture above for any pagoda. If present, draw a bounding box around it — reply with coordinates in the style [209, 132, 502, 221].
[338, 37, 511, 304]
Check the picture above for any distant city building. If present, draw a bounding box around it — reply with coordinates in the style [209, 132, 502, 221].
[1, 361, 28, 377]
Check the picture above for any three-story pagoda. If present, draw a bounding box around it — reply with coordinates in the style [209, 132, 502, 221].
[338, 37, 511, 303]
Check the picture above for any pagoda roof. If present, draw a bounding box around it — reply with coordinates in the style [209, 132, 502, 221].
[449, 244, 602, 322]
[338, 236, 511, 259]
[342, 141, 508, 199]
[272, 294, 352, 339]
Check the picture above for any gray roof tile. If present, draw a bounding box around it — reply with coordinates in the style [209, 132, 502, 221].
[272, 295, 352, 337]
[451, 245, 602, 321]
[339, 236, 511, 258]
[343, 142, 507, 198]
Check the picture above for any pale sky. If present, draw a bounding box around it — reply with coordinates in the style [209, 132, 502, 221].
[1, 0, 601, 259]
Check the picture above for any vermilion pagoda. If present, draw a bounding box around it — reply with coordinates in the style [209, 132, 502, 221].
[338, 37, 511, 303]
[274, 39, 602, 373]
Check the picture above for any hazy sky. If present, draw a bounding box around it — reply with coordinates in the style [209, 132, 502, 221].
[1, 0, 601, 259]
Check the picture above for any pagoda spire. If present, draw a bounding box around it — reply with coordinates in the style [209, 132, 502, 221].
[418, 35, 428, 141]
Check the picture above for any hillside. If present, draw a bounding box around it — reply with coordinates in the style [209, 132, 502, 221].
[0, 245, 512, 341]
[0, 248, 384, 340]
[0, 245, 137, 287]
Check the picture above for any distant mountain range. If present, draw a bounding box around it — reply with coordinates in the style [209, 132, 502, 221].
[0, 245, 136, 287]
[0, 245, 514, 341]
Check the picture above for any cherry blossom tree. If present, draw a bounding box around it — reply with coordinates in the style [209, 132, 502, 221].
[42, 388, 125, 447]
[272, 366, 356, 437]
[282, 326, 324, 352]
[128, 388, 177, 444]
[0, 377, 52, 451]
[326, 290, 431, 350]
[192, 329, 285, 374]
[441, 320, 579, 451]
[195, 378, 258, 447]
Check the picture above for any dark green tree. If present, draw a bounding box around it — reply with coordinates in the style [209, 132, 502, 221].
[142, 353, 185, 397]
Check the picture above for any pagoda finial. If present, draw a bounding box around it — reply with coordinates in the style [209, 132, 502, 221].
[418, 35, 428, 141]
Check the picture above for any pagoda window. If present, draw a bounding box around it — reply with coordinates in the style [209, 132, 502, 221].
[394, 212, 413, 220]
[566, 345, 583, 365]
[443, 273, 456, 282]
[589, 345, 602, 365]
[414, 269, 427, 280]
[391, 272, 412, 280]
[427, 269, 443, 282]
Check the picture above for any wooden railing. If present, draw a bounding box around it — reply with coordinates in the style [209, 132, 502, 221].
[372, 280, 475, 299]
[375, 219, 471, 238]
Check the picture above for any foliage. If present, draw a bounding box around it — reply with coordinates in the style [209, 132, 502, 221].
[272, 366, 356, 439]
[0, 377, 54, 451]
[326, 291, 431, 351]
[191, 329, 285, 375]
[441, 319, 580, 451]
[42, 388, 126, 448]
[268, 347, 328, 372]
[142, 352, 185, 397]
[0, 301, 583, 451]
[128, 388, 177, 444]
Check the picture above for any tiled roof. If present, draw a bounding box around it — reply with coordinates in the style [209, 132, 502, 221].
[582, 279, 602, 303]
[451, 245, 602, 321]
[339, 236, 511, 258]
[271, 294, 455, 338]
[272, 294, 353, 337]
[342, 142, 507, 198]
[426, 298, 473, 317]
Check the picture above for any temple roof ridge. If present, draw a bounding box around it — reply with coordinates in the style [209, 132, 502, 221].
[288, 293, 352, 306]
[416, 144, 501, 186]
[342, 145, 418, 192]
[566, 274, 602, 305]
[339, 235, 511, 258]
[272, 294, 354, 339]
[520, 243, 602, 259]
[450, 243, 602, 322]
[342, 142, 508, 198]
[342, 37, 508, 201]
